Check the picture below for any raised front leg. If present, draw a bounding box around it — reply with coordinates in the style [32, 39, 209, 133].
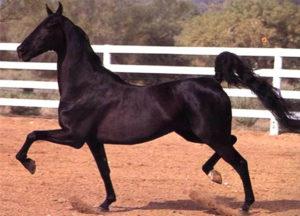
[87, 140, 116, 211]
[16, 129, 85, 174]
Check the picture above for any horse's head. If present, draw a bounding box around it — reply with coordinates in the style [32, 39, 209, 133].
[17, 2, 65, 61]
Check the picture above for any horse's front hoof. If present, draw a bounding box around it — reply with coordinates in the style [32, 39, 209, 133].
[239, 204, 251, 214]
[23, 158, 36, 174]
[99, 197, 116, 212]
[239, 209, 250, 215]
[208, 169, 222, 184]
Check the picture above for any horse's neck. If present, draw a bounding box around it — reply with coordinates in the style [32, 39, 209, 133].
[56, 21, 101, 96]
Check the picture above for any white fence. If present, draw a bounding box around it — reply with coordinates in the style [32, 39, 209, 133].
[0, 42, 300, 135]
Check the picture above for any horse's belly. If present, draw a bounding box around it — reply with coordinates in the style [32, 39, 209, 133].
[96, 114, 172, 144]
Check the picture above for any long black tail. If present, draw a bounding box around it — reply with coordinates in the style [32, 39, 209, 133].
[215, 51, 300, 132]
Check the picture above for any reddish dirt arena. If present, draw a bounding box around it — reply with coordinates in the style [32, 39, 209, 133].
[0, 116, 299, 216]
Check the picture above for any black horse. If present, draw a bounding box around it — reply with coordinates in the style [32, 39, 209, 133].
[16, 3, 299, 212]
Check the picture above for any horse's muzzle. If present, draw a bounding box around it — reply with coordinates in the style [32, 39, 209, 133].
[17, 45, 30, 61]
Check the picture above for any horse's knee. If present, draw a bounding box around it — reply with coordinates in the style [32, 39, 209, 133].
[27, 131, 37, 141]
[16, 132, 37, 161]
[26, 130, 50, 141]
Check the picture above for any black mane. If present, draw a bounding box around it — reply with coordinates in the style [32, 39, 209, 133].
[63, 16, 126, 84]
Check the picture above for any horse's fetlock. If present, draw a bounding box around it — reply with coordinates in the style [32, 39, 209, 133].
[247, 195, 255, 204]
[202, 164, 211, 175]
[108, 196, 116, 203]
[16, 152, 26, 161]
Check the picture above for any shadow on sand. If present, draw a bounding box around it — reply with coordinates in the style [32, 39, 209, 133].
[214, 196, 300, 214]
[112, 199, 216, 214]
[70, 195, 300, 215]
[112, 197, 300, 215]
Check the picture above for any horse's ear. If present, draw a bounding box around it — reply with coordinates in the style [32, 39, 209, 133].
[46, 4, 53, 16]
[55, 2, 63, 15]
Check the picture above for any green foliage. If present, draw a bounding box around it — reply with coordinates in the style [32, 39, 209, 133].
[0, 0, 198, 69]
[176, 0, 300, 48]
[1, 0, 299, 48]
[0, 0, 198, 45]
[0, 0, 199, 84]
[0, 0, 45, 41]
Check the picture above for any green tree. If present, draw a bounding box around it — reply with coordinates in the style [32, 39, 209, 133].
[176, 0, 300, 48]
[0, 0, 199, 84]
[0, 0, 46, 41]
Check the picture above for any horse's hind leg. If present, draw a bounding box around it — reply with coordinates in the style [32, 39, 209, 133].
[86, 139, 116, 211]
[211, 143, 255, 212]
[202, 153, 223, 184]
[202, 135, 237, 184]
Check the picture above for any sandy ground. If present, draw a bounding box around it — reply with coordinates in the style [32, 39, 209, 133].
[0, 115, 300, 216]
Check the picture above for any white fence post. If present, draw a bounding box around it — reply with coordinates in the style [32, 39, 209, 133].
[270, 53, 283, 135]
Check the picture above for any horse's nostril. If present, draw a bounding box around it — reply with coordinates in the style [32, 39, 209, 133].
[17, 45, 24, 53]
[17, 45, 26, 59]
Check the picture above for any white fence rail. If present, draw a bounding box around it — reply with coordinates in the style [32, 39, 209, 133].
[0, 43, 299, 135]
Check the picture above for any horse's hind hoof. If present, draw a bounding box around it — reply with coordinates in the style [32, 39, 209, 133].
[99, 202, 110, 212]
[23, 158, 36, 174]
[208, 169, 222, 184]
[239, 208, 250, 215]
[98, 206, 109, 212]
